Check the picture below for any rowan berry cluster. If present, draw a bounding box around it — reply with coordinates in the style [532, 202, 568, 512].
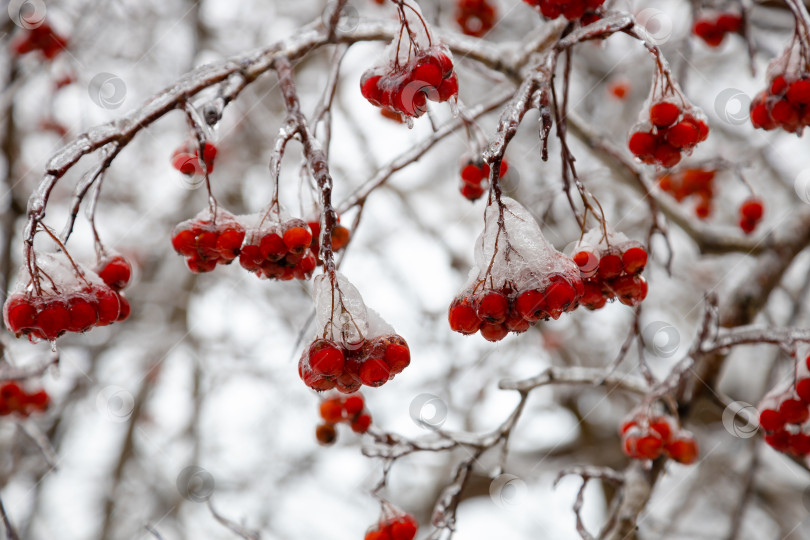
[315, 393, 372, 445]
[620, 412, 699, 464]
[171, 142, 217, 176]
[4, 254, 132, 341]
[738, 197, 764, 235]
[693, 12, 742, 47]
[239, 218, 317, 281]
[364, 513, 418, 540]
[573, 229, 648, 310]
[12, 23, 67, 60]
[171, 210, 246, 273]
[300, 274, 410, 392]
[0, 382, 49, 417]
[449, 198, 584, 341]
[455, 0, 498, 37]
[657, 168, 716, 219]
[522, 0, 605, 21]
[307, 216, 351, 263]
[458, 158, 508, 201]
[759, 355, 810, 457]
[628, 101, 709, 168]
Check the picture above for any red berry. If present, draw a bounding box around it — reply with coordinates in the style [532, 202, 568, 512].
[437, 74, 459, 102]
[543, 278, 576, 319]
[479, 321, 509, 342]
[384, 341, 410, 374]
[449, 298, 481, 334]
[635, 434, 663, 459]
[67, 294, 98, 332]
[97, 256, 132, 290]
[116, 295, 131, 322]
[758, 408, 783, 432]
[665, 436, 699, 464]
[25, 390, 49, 413]
[476, 291, 509, 323]
[35, 299, 70, 340]
[315, 423, 337, 445]
[597, 252, 623, 279]
[361, 74, 383, 105]
[359, 358, 391, 387]
[716, 13, 742, 33]
[412, 62, 443, 89]
[343, 395, 364, 415]
[216, 228, 245, 260]
[740, 197, 763, 221]
[283, 226, 312, 253]
[649, 102, 681, 128]
[653, 143, 682, 168]
[320, 399, 344, 423]
[4, 294, 37, 334]
[764, 430, 790, 451]
[665, 121, 699, 148]
[95, 287, 121, 326]
[628, 131, 656, 158]
[786, 78, 810, 105]
[515, 289, 546, 321]
[390, 518, 418, 540]
[351, 413, 372, 433]
[796, 379, 810, 403]
[622, 247, 647, 274]
[778, 399, 808, 424]
[649, 416, 674, 443]
[309, 340, 345, 377]
[461, 163, 484, 184]
[171, 229, 198, 256]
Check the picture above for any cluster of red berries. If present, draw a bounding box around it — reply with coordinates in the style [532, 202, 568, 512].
[4, 256, 132, 341]
[0, 382, 49, 417]
[628, 101, 709, 168]
[458, 158, 508, 201]
[657, 168, 716, 219]
[521, 0, 605, 20]
[307, 216, 351, 263]
[315, 393, 372, 445]
[573, 236, 648, 310]
[738, 197, 764, 235]
[361, 47, 458, 119]
[365, 514, 418, 540]
[692, 12, 742, 47]
[239, 219, 317, 280]
[171, 212, 246, 273]
[759, 356, 810, 457]
[449, 274, 584, 341]
[171, 142, 217, 176]
[455, 0, 498, 37]
[750, 74, 810, 133]
[620, 413, 699, 464]
[299, 335, 410, 393]
[12, 23, 67, 60]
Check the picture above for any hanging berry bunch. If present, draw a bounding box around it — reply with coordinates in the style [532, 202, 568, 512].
[94, 253, 134, 321]
[171, 141, 217, 176]
[657, 168, 716, 219]
[620, 410, 699, 464]
[449, 198, 584, 342]
[171, 208, 246, 273]
[11, 22, 68, 60]
[458, 156, 508, 201]
[299, 273, 410, 393]
[693, 10, 743, 47]
[758, 353, 810, 457]
[738, 197, 764, 235]
[0, 382, 49, 417]
[572, 228, 648, 311]
[315, 392, 372, 445]
[4, 252, 128, 342]
[455, 0, 498, 37]
[628, 62, 709, 168]
[238, 210, 317, 281]
[750, 35, 810, 133]
[360, 0, 458, 124]
[364, 505, 418, 540]
[521, 0, 605, 21]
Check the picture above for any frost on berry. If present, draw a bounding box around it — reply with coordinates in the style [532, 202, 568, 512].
[238, 208, 316, 281]
[750, 41, 810, 134]
[299, 273, 410, 392]
[3, 252, 124, 341]
[359, 1, 458, 124]
[449, 198, 583, 341]
[571, 227, 649, 310]
[171, 207, 246, 273]
[628, 67, 708, 168]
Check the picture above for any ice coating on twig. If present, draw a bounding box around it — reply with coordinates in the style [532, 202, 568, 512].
[314, 273, 370, 348]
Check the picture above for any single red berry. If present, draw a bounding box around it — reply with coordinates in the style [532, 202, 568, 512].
[622, 246, 648, 274]
[479, 321, 509, 342]
[95, 287, 121, 326]
[67, 294, 98, 333]
[384, 341, 410, 374]
[359, 358, 391, 387]
[764, 430, 790, 451]
[309, 340, 345, 377]
[343, 394, 364, 415]
[573, 251, 598, 277]
[716, 13, 742, 33]
[283, 226, 313, 253]
[653, 143, 682, 168]
[25, 390, 50, 413]
[361, 74, 383, 105]
[4, 294, 37, 334]
[543, 279, 576, 319]
[778, 399, 809, 425]
[649, 102, 681, 128]
[35, 299, 71, 340]
[315, 423, 337, 445]
[665, 436, 699, 464]
[238, 244, 264, 271]
[171, 229, 198, 257]
[597, 252, 623, 280]
[786, 78, 810, 105]
[116, 294, 131, 322]
[97, 255, 132, 290]
[351, 413, 372, 433]
[320, 398, 344, 423]
[789, 433, 810, 456]
[796, 379, 810, 403]
[216, 228, 245, 260]
[740, 197, 764, 222]
[649, 416, 674, 443]
[635, 433, 664, 459]
[389, 517, 418, 540]
[449, 298, 481, 334]
[437, 74, 459, 102]
[665, 121, 699, 148]
[515, 289, 546, 321]
[628, 131, 656, 158]
[412, 62, 443, 89]
[758, 408, 783, 432]
[476, 291, 509, 323]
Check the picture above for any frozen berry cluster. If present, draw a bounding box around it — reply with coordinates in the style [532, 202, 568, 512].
[620, 413, 698, 464]
[693, 12, 742, 47]
[171, 142, 217, 176]
[573, 229, 648, 310]
[307, 216, 351, 263]
[629, 101, 709, 168]
[365, 513, 418, 540]
[657, 168, 716, 219]
[239, 219, 317, 281]
[758, 355, 810, 457]
[315, 393, 372, 445]
[458, 158, 508, 201]
[455, 0, 498, 37]
[0, 382, 49, 417]
[361, 46, 458, 119]
[522, 0, 605, 20]
[751, 74, 810, 133]
[12, 23, 67, 60]
[738, 197, 764, 235]
[171, 210, 246, 273]
[4, 254, 132, 341]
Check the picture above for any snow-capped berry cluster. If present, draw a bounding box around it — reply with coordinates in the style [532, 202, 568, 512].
[365, 513, 418, 540]
[4, 254, 128, 341]
[738, 197, 764, 235]
[750, 44, 810, 135]
[171, 209, 246, 273]
[693, 12, 742, 47]
[620, 412, 698, 464]
[171, 141, 217, 176]
[758, 355, 810, 457]
[458, 158, 508, 201]
[657, 168, 716, 219]
[449, 198, 584, 341]
[307, 215, 350, 263]
[299, 273, 410, 392]
[239, 217, 317, 281]
[0, 382, 49, 417]
[573, 228, 648, 310]
[315, 393, 372, 445]
[628, 101, 709, 168]
[12, 23, 67, 60]
[360, 1, 457, 121]
[455, 0, 498, 37]
[521, 0, 605, 21]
